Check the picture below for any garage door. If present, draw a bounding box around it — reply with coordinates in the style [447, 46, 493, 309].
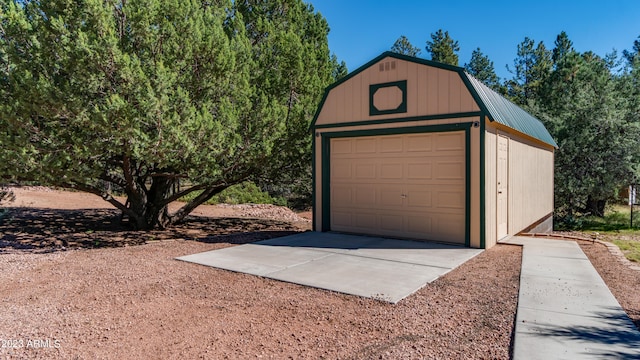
[330, 132, 466, 244]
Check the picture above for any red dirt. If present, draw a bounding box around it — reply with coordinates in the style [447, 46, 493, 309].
[0, 187, 638, 358]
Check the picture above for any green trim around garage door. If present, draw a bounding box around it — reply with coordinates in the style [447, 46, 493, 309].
[464, 127, 471, 247]
[313, 111, 482, 130]
[320, 122, 473, 246]
[321, 137, 331, 231]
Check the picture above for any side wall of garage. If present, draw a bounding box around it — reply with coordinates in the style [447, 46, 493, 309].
[484, 123, 555, 247]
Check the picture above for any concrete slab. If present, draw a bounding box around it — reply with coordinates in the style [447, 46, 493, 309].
[514, 307, 640, 359]
[257, 232, 483, 268]
[255, 232, 382, 250]
[177, 243, 331, 276]
[177, 232, 482, 303]
[508, 236, 640, 359]
[520, 256, 598, 282]
[518, 273, 623, 316]
[267, 254, 446, 303]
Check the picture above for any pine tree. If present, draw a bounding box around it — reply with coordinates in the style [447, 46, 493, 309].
[623, 36, 640, 65]
[464, 48, 501, 91]
[506, 37, 552, 104]
[552, 31, 574, 65]
[425, 29, 460, 66]
[391, 35, 421, 57]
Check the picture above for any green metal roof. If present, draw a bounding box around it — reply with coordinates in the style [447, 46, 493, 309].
[463, 72, 558, 148]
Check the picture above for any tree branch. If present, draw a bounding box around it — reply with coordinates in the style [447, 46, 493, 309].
[160, 183, 208, 206]
[122, 150, 142, 202]
[58, 181, 138, 220]
[169, 184, 229, 223]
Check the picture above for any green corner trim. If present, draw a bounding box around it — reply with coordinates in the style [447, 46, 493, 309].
[465, 128, 471, 247]
[321, 135, 331, 231]
[369, 80, 407, 116]
[479, 114, 487, 249]
[458, 71, 491, 116]
[311, 133, 317, 231]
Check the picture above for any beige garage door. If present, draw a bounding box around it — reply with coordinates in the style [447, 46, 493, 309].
[330, 132, 466, 244]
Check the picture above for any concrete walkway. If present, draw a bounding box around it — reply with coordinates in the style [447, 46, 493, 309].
[506, 236, 640, 359]
[177, 232, 482, 303]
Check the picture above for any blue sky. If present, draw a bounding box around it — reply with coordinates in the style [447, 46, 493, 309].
[309, 1, 640, 80]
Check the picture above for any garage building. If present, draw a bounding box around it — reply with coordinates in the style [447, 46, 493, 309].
[311, 52, 557, 249]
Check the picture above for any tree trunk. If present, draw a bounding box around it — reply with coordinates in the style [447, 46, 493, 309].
[585, 197, 606, 217]
[62, 178, 225, 231]
[126, 177, 175, 230]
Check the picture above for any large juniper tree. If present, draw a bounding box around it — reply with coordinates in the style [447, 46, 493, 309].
[0, 0, 336, 229]
[555, 51, 640, 217]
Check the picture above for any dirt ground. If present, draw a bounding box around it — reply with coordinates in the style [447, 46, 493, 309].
[0, 187, 638, 359]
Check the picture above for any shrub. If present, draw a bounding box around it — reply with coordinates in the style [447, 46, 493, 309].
[180, 181, 286, 206]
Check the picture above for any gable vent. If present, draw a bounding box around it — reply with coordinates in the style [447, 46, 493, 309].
[379, 61, 396, 72]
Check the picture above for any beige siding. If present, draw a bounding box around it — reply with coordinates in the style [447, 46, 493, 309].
[484, 129, 498, 249]
[315, 56, 480, 126]
[484, 124, 554, 247]
[329, 132, 466, 244]
[508, 137, 554, 233]
[469, 124, 481, 248]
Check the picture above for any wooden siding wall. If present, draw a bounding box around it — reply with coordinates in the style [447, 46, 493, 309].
[508, 137, 554, 234]
[485, 124, 554, 247]
[484, 130, 498, 248]
[315, 57, 480, 126]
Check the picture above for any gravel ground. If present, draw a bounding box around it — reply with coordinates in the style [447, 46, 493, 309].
[578, 241, 640, 329]
[0, 188, 638, 358]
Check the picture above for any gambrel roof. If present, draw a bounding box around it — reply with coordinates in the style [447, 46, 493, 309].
[313, 51, 557, 148]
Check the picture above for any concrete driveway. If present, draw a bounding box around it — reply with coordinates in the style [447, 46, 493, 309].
[177, 232, 483, 303]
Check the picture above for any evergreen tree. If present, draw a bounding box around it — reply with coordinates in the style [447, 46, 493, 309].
[505, 37, 552, 105]
[623, 36, 640, 65]
[542, 41, 640, 218]
[0, 0, 337, 229]
[425, 29, 459, 66]
[391, 35, 421, 57]
[552, 31, 574, 66]
[464, 47, 501, 91]
[234, 0, 337, 208]
[331, 54, 348, 81]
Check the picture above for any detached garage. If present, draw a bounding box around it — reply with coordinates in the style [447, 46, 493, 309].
[311, 52, 557, 249]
